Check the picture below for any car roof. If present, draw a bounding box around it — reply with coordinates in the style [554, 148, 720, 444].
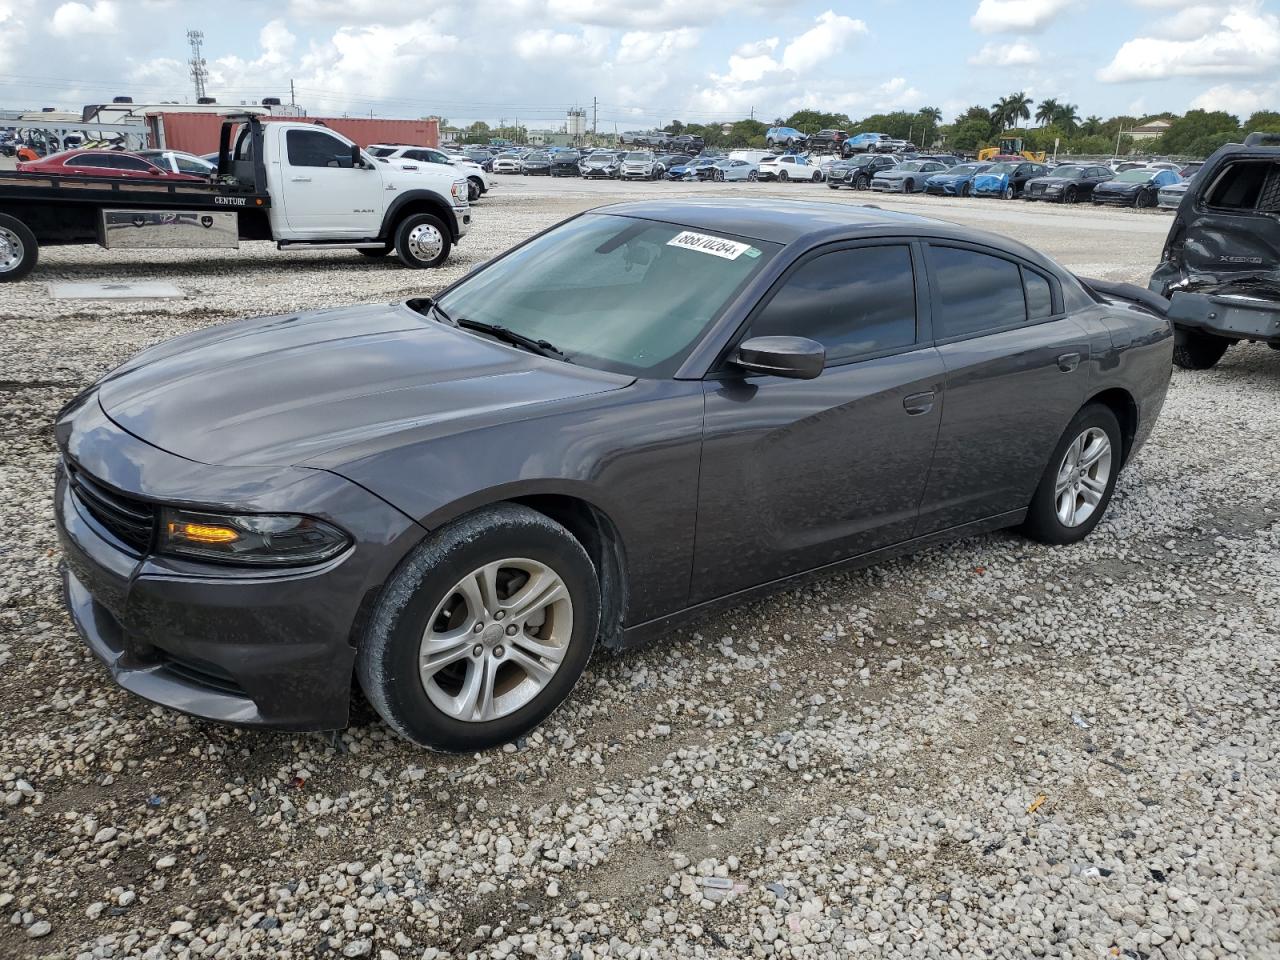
[592, 198, 1050, 260]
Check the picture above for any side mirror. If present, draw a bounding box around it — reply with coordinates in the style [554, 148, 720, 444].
[351, 144, 364, 168]
[732, 336, 825, 380]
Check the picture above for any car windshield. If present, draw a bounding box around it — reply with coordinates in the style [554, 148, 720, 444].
[626, 152, 653, 160]
[435, 213, 779, 378]
[558, 152, 580, 161]
[950, 163, 986, 175]
[895, 162, 926, 171]
[527, 152, 549, 161]
[368, 147, 396, 157]
[1047, 166, 1086, 179]
[1115, 169, 1157, 182]
[985, 162, 1017, 175]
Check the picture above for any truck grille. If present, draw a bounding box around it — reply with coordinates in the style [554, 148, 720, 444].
[66, 462, 155, 553]
[1029, 183, 1045, 195]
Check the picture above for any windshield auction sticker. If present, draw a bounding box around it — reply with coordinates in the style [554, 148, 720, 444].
[667, 231, 752, 260]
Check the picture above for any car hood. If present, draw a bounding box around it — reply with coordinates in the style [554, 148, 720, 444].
[96, 302, 633, 469]
[1095, 180, 1144, 193]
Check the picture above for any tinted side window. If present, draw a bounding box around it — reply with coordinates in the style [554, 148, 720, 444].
[928, 246, 1026, 338]
[112, 155, 153, 171]
[287, 129, 351, 168]
[73, 155, 112, 168]
[1023, 269, 1053, 320]
[748, 246, 917, 364]
[1203, 161, 1276, 209]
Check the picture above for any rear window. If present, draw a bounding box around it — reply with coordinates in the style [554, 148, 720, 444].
[1023, 269, 1054, 320]
[928, 245, 1027, 339]
[1203, 160, 1280, 212]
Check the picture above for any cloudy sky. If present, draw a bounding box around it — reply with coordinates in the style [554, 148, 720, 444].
[1, 0, 1277, 128]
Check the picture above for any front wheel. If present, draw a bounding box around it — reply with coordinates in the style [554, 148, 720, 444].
[1003, 185, 1015, 200]
[778, 169, 789, 182]
[960, 182, 971, 197]
[1023, 404, 1122, 545]
[1064, 185, 1078, 204]
[903, 179, 914, 193]
[1172, 330, 1230, 370]
[1136, 189, 1154, 209]
[747, 170, 758, 181]
[0, 212, 38, 282]
[393, 212, 451, 269]
[357, 504, 600, 752]
[856, 174, 870, 190]
[467, 179, 481, 201]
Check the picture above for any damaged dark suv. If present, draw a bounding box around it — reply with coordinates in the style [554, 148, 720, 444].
[1149, 132, 1280, 369]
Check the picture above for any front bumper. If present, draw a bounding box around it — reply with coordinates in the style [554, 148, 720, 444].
[1092, 191, 1138, 205]
[53, 396, 424, 731]
[1168, 290, 1280, 344]
[870, 180, 904, 192]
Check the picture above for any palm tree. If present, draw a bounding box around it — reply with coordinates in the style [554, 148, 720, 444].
[990, 96, 1011, 132]
[918, 105, 942, 146]
[1054, 103, 1080, 133]
[1006, 91, 1033, 128]
[1035, 98, 1060, 128]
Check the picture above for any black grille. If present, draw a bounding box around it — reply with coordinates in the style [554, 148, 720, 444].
[1029, 183, 1045, 195]
[159, 652, 247, 697]
[66, 463, 155, 553]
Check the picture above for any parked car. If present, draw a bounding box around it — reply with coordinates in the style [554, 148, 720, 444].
[667, 157, 715, 181]
[671, 135, 705, 155]
[656, 154, 693, 175]
[52, 198, 1172, 751]
[17, 149, 207, 181]
[581, 152, 621, 179]
[1091, 168, 1181, 208]
[372, 145, 492, 200]
[493, 151, 525, 174]
[766, 126, 808, 149]
[1156, 177, 1191, 210]
[869, 160, 948, 193]
[1021, 165, 1113, 203]
[550, 151, 581, 177]
[1179, 161, 1203, 179]
[827, 154, 898, 190]
[699, 158, 760, 181]
[521, 151, 552, 176]
[844, 133, 888, 154]
[620, 151, 662, 181]
[1149, 131, 1280, 369]
[757, 154, 823, 182]
[972, 161, 1051, 199]
[136, 149, 216, 177]
[923, 162, 992, 197]
[807, 129, 848, 152]
[919, 154, 961, 167]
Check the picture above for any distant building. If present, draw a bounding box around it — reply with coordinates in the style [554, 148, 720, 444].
[567, 108, 586, 138]
[1129, 119, 1171, 141]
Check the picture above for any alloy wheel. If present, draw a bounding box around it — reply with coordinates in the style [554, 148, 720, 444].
[418, 558, 573, 723]
[1054, 428, 1112, 528]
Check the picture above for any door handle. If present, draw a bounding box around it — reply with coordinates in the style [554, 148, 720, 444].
[1057, 352, 1082, 372]
[290, 176, 312, 182]
[903, 390, 935, 416]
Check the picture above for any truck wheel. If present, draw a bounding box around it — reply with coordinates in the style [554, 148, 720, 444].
[356, 503, 599, 752]
[393, 213, 451, 269]
[1172, 331, 1229, 370]
[0, 213, 38, 282]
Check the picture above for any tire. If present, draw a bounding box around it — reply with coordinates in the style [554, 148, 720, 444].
[778, 169, 789, 182]
[828, 182, 841, 190]
[0, 212, 38, 282]
[1172, 330, 1230, 370]
[393, 212, 451, 269]
[747, 171, 758, 181]
[960, 182, 970, 197]
[1022, 404, 1122, 546]
[812, 171, 822, 182]
[467, 179, 481, 201]
[1136, 189, 1154, 209]
[357, 503, 600, 752]
[903, 179, 914, 193]
[1003, 185, 1015, 200]
[856, 175, 869, 190]
[1064, 185, 1078, 204]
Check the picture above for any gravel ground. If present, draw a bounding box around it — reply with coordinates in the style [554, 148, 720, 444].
[1, 178, 1277, 960]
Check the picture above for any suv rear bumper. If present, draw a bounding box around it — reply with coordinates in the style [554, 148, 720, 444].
[1169, 291, 1280, 344]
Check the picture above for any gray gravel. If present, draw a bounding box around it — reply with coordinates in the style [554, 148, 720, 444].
[1, 178, 1277, 959]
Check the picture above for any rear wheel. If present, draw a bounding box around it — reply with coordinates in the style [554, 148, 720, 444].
[960, 182, 971, 197]
[1023, 404, 1121, 545]
[778, 169, 789, 182]
[1003, 185, 1015, 200]
[904, 178, 914, 193]
[357, 504, 600, 752]
[1172, 330, 1230, 370]
[1064, 185, 1078, 204]
[467, 178, 482, 201]
[0, 213, 38, 282]
[393, 213, 451, 269]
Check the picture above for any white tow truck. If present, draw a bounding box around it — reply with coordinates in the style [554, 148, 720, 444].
[0, 114, 472, 281]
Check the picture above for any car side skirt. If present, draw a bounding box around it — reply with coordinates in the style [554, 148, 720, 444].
[613, 508, 1027, 650]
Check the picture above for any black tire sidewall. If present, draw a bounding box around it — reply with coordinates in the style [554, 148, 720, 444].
[0, 213, 38, 282]
[394, 213, 451, 269]
[358, 505, 600, 752]
[1024, 404, 1122, 545]
[1172, 331, 1229, 369]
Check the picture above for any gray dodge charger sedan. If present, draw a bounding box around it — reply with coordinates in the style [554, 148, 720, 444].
[54, 200, 1173, 752]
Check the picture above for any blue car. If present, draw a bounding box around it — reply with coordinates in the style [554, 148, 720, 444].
[844, 132, 888, 154]
[668, 157, 718, 181]
[972, 161, 1050, 199]
[765, 126, 808, 149]
[925, 162, 993, 197]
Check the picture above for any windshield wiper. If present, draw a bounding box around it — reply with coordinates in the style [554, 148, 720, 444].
[454, 318, 572, 363]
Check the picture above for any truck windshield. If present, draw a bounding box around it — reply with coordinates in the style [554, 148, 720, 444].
[434, 213, 779, 378]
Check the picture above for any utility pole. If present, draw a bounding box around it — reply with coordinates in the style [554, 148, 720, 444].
[592, 97, 598, 136]
[187, 30, 208, 101]
[290, 79, 295, 106]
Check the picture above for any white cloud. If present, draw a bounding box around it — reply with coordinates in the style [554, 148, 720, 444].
[616, 28, 699, 63]
[780, 11, 867, 72]
[970, 0, 1072, 34]
[258, 20, 296, 64]
[48, 0, 118, 36]
[969, 39, 1041, 65]
[512, 27, 607, 61]
[1097, 4, 1280, 81]
[544, 0, 786, 30]
[1190, 80, 1280, 115]
[734, 37, 778, 58]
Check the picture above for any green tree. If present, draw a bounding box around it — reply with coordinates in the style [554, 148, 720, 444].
[1158, 109, 1240, 155]
[664, 120, 686, 134]
[918, 106, 942, 147]
[1006, 91, 1034, 127]
[1245, 110, 1280, 134]
[1035, 98, 1059, 127]
[1082, 115, 1102, 136]
[784, 109, 854, 134]
[1055, 103, 1080, 133]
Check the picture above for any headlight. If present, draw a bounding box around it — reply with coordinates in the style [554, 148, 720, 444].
[159, 508, 351, 566]
[451, 180, 468, 200]
[1044, 183, 1062, 192]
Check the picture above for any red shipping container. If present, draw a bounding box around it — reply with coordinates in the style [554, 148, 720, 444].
[148, 112, 439, 155]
